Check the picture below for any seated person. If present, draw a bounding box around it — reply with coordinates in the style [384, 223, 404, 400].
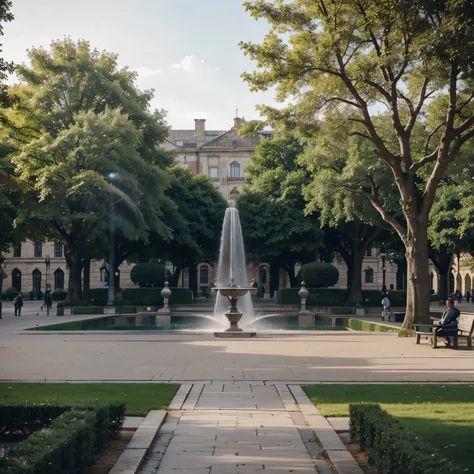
[435, 298, 460, 346]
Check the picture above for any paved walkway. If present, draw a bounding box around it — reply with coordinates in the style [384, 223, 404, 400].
[139, 382, 356, 474]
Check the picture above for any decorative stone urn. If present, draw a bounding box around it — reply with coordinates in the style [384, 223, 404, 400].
[156, 281, 172, 326]
[298, 281, 313, 326]
[298, 281, 310, 313]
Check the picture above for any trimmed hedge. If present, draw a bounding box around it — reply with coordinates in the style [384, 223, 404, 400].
[4, 287, 19, 301]
[0, 403, 125, 474]
[51, 289, 67, 301]
[71, 306, 104, 315]
[114, 306, 137, 314]
[130, 263, 166, 288]
[122, 287, 193, 306]
[276, 288, 347, 306]
[276, 288, 417, 307]
[297, 262, 339, 288]
[345, 318, 398, 332]
[349, 403, 460, 474]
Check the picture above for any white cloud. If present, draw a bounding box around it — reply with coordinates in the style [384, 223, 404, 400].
[133, 66, 164, 78]
[132, 54, 277, 129]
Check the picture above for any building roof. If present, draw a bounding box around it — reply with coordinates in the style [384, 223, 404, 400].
[198, 128, 263, 150]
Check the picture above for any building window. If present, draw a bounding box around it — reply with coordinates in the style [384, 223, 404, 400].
[54, 268, 65, 289]
[200, 265, 209, 284]
[365, 267, 374, 284]
[13, 244, 21, 258]
[11, 268, 22, 292]
[208, 167, 219, 179]
[54, 243, 63, 258]
[230, 161, 240, 178]
[366, 247, 372, 256]
[34, 242, 43, 258]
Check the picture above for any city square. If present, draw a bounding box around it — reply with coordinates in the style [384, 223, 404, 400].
[1, 0, 474, 473]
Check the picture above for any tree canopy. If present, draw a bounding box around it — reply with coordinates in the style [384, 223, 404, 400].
[3, 39, 173, 303]
[241, 0, 474, 327]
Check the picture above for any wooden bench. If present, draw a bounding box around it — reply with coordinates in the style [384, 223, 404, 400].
[414, 314, 474, 349]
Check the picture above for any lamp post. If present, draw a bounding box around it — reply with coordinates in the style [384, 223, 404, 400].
[45, 255, 51, 315]
[380, 252, 386, 293]
[107, 173, 120, 306]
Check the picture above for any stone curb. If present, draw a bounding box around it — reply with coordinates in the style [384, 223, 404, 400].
[109, 410, 167, 474]
[289, 385, 364, 474]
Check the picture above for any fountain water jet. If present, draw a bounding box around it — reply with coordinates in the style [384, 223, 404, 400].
[213, 205, 256, 337]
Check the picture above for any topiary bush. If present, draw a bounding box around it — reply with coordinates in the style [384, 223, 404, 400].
[297, 262, 339, 288]
[276, 288, 347, 306]
[349, 403, 460, 473]
[130, 263, 166, 288]
[4, 287, 19, 301]
[122, 287, 193, 306]
[51, 289, 67, 301]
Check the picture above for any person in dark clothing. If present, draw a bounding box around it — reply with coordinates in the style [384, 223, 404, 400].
[435, 299, 460, 347]
[43, 289, 53, 315]
[466, 290, 471, 303]
[14, 293, 24, 316]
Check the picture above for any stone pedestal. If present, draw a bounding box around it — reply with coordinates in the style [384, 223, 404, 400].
[103, 306, 116, 315]
[355, 307, 366, 317]
[156, 313, 171, 326]
[298, 312, 314, 326]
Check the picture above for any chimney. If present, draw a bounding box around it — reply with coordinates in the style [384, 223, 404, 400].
[194, 119, 206, 144]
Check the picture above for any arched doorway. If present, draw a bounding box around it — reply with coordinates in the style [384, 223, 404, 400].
[259, 265, 269, 289]
[465, 274, 472, 293]
[456, 274, 462, 292]
[430, 272, 434, 291]
[11, 268, 21, 292]
[54, 268, 65, 289]
[32, 269, 42, 299]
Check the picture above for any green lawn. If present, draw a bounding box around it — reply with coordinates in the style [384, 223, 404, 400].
[303, 384, 474, 472]
[0, 383, 179, 416]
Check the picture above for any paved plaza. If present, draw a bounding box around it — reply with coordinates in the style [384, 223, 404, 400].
[1, 301, 474, 383]
[1, 301, 474, 473]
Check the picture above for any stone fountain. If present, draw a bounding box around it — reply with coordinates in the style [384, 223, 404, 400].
[213, 205, 256, 337]
[213, 281, 256, 337]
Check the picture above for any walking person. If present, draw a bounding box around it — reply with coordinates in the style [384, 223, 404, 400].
[14, 292, 24, 316]
[44, 289, 53, 315]
[381, 293, 391, 321]
[466, 290, 471, 303]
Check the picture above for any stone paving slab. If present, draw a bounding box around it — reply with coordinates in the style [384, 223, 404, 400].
[124, 416, 145, 429]
[329, 417, 350, 432]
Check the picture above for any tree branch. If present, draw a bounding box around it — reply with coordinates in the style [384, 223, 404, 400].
[346, 187, 407, 241]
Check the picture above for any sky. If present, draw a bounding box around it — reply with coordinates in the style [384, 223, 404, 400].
[2, 0, 279, 130]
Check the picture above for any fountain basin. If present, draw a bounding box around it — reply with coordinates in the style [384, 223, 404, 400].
[213, 287, 252, 298]
[214, 331, 257, 338]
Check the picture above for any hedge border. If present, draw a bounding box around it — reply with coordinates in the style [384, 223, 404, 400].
[0, 403, 125, 474]
[349, 403, 461, 474]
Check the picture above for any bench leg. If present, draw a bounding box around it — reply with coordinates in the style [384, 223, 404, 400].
[433, 334, 438, 348]
[468, 337, 473, 350]
[416, 334, 421, 344]
[453, 335, 459, 350]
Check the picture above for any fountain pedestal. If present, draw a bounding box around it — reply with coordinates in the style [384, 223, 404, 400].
[213, 286, 256, 338]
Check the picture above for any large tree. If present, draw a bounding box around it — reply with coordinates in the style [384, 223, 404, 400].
[4, 39, 173, 303]
[241, 0, 474, 329]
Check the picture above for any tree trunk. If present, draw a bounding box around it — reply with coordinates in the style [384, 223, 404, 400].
[188, 262, 198, 297]
[82, 257, 90, 302]
[169, 265, 183, 287]
[65, 250, 82, 305]
[430, 251, 452, 302]
[401, 224, 431, 332]
[284, 264, 298, 287]
[269, 262, 280, 297]
[346, 250, 364, 304]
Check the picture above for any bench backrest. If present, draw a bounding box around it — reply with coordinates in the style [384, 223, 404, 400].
[458, 314, 474, 334]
